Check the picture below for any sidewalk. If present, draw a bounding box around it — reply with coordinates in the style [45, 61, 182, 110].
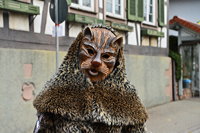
[146, 98, 200, 133]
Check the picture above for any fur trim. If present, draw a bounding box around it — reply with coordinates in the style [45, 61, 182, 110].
[33, 27, 148, 126]
[34, 86, 148, 126]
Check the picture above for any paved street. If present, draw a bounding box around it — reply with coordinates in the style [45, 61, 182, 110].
[146, 98, 200, 133]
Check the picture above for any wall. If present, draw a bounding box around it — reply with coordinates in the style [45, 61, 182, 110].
[69, 23, 83, 37]
[128, 22, 141, 46]
[160, 0, 168, 48]
[169, 0, 200, 23]
[33, 0, 44, 33]
[9, 12, 29, 31]
[0, 48, 65, 133]
[125, 54, 172, 107]
[0, 47, 172, 132]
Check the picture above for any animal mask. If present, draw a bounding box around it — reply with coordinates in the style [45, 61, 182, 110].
[79, 26, 123, 82]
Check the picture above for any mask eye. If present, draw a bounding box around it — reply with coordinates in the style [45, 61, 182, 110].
[102, 54, 110, 59]
[87, 48, 94, 56]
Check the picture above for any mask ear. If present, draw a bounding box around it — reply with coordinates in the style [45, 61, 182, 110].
[83, 27, 93, 39]
[112, 36, 123, 48]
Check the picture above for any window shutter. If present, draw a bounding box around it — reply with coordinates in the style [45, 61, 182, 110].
[137, 0, 144, 21]
[128, 0, 143, 22]
[128, 0, 137, 21]
[158, 0, 165, 26]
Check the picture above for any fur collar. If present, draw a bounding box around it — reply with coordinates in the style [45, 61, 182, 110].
[34, 86, 147, 126]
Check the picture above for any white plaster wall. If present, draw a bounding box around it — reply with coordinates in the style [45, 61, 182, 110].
[160, 27, 167, 48]
[99, 13, 103, 19]
[118, 31, 126, 45]
[9, 12, 29, 31]
[0, 11, 3, 28]
[128, 22, 141, 45]
[69, 23, 82, 37]
[169, 0, 200, 23]
[159, 0, 168, 48]
[164, 0, 168, 27]
[33, 0, 44, 33]
[181, 29, 195, 37]
[45, 3, 65, 36]
[169, 29, 178, 36]
[99, 0, 103, 8]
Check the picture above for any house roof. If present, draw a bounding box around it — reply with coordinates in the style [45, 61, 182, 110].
[169, 16, 200, 34]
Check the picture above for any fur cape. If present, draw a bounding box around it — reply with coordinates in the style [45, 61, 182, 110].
[33, 29, 148, 132]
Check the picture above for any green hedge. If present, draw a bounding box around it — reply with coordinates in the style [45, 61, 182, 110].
[169, 50, 181, 81]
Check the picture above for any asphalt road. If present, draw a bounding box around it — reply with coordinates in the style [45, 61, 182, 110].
[146, 98, 200, 133]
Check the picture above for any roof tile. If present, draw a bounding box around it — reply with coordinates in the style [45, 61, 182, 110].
[169, 16, 200, 33]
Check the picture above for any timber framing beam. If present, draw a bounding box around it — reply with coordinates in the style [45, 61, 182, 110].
[0, 28, 168, 56]
[0, 28, 74, 51]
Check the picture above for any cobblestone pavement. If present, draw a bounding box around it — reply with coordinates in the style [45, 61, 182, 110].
[146, 98, 200, 133]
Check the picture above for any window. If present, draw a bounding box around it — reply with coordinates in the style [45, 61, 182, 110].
[106, 0, 124, 18]
[143, 0, 155, 25]
[71, 0, 94, 11]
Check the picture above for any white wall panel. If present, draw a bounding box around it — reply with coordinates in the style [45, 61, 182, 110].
[69, 23, 82, 37]
[128, 22, 141, 45]
[33, 0, 44, 33]
[9, 12, 29, 31]
[0, 11, 3, 28]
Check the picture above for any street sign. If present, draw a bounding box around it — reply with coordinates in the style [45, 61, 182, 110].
[49, 0, 68, 71]
[52, 25, 64, 37]
[49, 0, 68, 24]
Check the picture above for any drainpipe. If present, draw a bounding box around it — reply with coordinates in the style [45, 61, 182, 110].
[178, 29, 183, 98]
[198, 44, 200, 97]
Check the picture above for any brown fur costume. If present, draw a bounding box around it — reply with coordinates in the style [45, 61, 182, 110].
[33, 26, 148, 133]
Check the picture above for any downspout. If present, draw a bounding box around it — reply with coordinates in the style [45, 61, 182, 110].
[198, 44, 200, 97]
[178, 29, 183, 98]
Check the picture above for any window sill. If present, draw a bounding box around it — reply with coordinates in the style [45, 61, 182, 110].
[141, 23, 158, 30]
[70, 6, 96, 14]
[143, 21, 157, 27]
[70, 2, 94, 11]
[106, 14, 126, 21]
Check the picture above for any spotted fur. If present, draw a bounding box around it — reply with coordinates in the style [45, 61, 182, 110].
[33, 25, 148, 133]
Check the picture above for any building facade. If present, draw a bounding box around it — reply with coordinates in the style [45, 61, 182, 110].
[169, 0, 200, 99]
[0, 0, 171, 132]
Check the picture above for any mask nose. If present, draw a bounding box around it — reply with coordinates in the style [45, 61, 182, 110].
[92, 53, 102, 67]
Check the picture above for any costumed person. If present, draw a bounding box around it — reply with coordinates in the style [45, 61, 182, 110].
[33, 25, 148, 133]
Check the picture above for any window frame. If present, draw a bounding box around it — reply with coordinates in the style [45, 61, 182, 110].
[106, 0, 124, 19]
[143, 0, 156, 25]
[71, 0, 94, 12]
